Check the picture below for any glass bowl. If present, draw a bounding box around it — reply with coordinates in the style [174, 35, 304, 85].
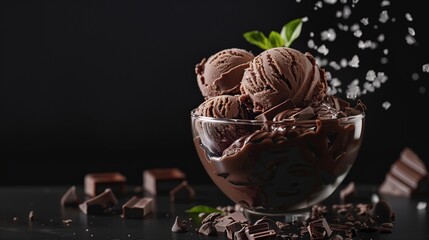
[191, 110, 365, 220]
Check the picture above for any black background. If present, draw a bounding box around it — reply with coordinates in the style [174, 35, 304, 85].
[1, 0, 428, 186]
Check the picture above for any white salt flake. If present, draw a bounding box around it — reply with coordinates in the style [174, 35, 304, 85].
[408, 27, 416, 36]
[417, 202, 427, 210]
[380, 57, 388, 64]
[348, 55, 360, 68]
[354, 30, 363, 38]
[302, 16, 309, 22]
[405, 13, 413, 22]
[331, 78, 342, 87]
[316, 1, 323, 8]
[337, 23, 349, 31]
[373, 79, 381, 88]
[363, 82, 375, 92]
[321, 28, 337, 41]
[315, 57, 328, 67]
[419, 86, 426, 94]
[406, 35, 416, 45]
[317, 45, 329, 55]
[307, 39, 315, 49]
[350, 23, 360, 32]
[423, 64, 429, 73]
[324, 0, 337, 4]
[382, 101, 391, 110]
[366, 70, 376, 81]
[343, 5, 352, 19]
[336, 10, 343, 18]
[381, 0, 390, 7]
[371, 194, 380, 203]
[379, 10, 389, 23]
[340, 58, 348, 68]
[361, 18, 369, 25]
[383, 49, 389, 55]
[377, 34, 385, 42]
[412, 73, 419, 81]
[329, 61, 341, 70]
[310, 32, 314, 37]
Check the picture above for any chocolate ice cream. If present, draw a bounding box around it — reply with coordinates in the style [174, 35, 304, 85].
[196, 48, 254, 98]
[240, 47, 327, 112]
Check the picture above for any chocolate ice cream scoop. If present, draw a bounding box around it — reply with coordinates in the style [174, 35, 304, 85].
[195, 95, 249, 119]
[196, 48, 254, 98]
[194, 95, 254, 155]
[240, 47, 327, 112]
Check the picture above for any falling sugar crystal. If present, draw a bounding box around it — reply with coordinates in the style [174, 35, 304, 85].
[422, 64, 429, 73]
[383, 49, 389, 55]
[378, 34, 385, 42]
[329, 61, 341, 70]
[381, 57, 388, 64]
[363, 82, 375, 92]
[381, 0, 390, 7]
[324, 0, 337, 4]
[315, 57, 328, 67]
[340, 58, 348, 68]
[420, 87, 427, 94]
[391, 17, 396, 23]
[353, 30, 363, 38]
[376, 72, 388, 83]
[406, 35, 417, 45]
[296, 0, 301, 2]
[408, 27, 416, 36]
[373, 79, 381, 88]
[382, 101, 391, 110]
[366, 70, 376, 81]
[310, 32, 314, 37]
[417, 202, 427, 210]
[371, 193, 380, 203]
[405, 13, 413, 21]
[361, 18, 369, 25]
[340, 0, 347, 3]
[350, 23, 360, 32]
[352, 0, 359, 4]
[325, 71, 332, 80]
[337, 23, 349, 31]
[327, 86, 337, 95]
[302, 16, 309, 22]
[317, 45, 329, 55]
[307, 39, 315, 49]
[315, 1, 323, 8]
[348, 55, 360, 68]
[346, 86, 360, 99]
[379, 10, 389, 23]
[412, 73, 419, 81]
[331, 78, 342, 87]
[343, 5, 351, 19]
[321, 28, 337, 41]
[336, 10, 343, 18]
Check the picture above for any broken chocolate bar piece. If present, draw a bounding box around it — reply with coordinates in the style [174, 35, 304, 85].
[84, 172, 126, 197]
[339, 182, 356, 203]
[143, 168, 186, 196]
[307, 218, 332, 239]
[169, 180, 196, 203]
[253, 217, 279, 233]
[171, 216, 189, 233]
[226, 222, 243, 239]
[122, 196, 153, 219]
[245, 222, 277, 240]
[379, 148, 429, 197]
[198, 222, 217, 236]
[60, 185, 79, 207]
[79, 188, 118, 215]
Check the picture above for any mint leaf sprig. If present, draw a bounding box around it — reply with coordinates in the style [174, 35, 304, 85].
[243, 18, 303, 50]
[185, 205, 223, 214]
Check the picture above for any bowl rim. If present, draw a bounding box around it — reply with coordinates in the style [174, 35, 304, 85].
[191, 109, 365, 125]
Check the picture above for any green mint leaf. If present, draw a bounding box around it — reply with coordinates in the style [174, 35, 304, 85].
[243, 31, 270, 50]
[185, 205, 222, 214]
[268, 31, 285, 48]
[280, 18, 303, 47]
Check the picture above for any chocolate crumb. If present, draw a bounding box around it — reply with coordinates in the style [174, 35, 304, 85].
[171, 216, 188, 233]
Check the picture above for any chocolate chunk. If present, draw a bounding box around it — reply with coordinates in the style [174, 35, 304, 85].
[213, 216, 235, 233]
[379, 148, 429, 197]
[227, 211, 248, 223]
[28, 211, 34, 221]
[235, 226, 248, 240]
[307, 218, 332, 239]
[201, 212, 222, 224]
[143, 168, 186, 196]
[84, 172, 126, 197]
[290, 106, 316, 121]
[169, 181, 196, 203]
[198, 222, 217, 236]
[122, 196, 153, 219]
[171, 216, 189, 233]
[60, 185, 79, 207]
[330, 234, 344, 240]
[253, 217, 279, 233]
[369, 200, 393, 223]
[245, 222, 277, 239]
[79, 189, 118, 215]
[226, 222, 243, 239]
[339, 182, 356, 204]
[255, 99, 295, 121]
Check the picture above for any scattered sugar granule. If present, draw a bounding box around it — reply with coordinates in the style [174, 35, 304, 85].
[321, 28, 337, 41]
[383, 49, 389, 55]
[379, 10, 389, 23]
[354, 30, 363, 38]
[382, 101, 391, 110]
[366, 70, 376, 81]
[381, 0, 390, 7]
[307, 39, 315, 49]
[340, 58, 348, 68]
[324, 0, 337, 4]
[329, 61, 341, 71]
[408, 27, 416, 36]
[423, 64, 429, 73]
[419, 86, 426, 94]
[302, 16, 309, 22]
[412, 73, 419, 81]
[361, 18, 369, 25]
[343, 5, 352, 19]
[405, 35, 416, 45]
[348, 55, 360, 68]
[381, 57, 388, 64]
[317, 45, 329, 55]
[377, 34, 385, 42]
[405, 13, 413, 21]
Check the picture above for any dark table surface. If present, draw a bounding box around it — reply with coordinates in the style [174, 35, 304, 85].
[0, 184, 428, 240]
